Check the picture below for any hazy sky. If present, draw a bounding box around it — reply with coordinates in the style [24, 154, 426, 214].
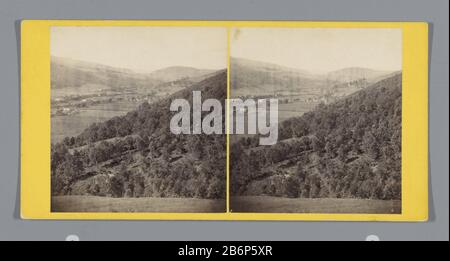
[231, 28, 402, 73]
[51, 26, 227, 72]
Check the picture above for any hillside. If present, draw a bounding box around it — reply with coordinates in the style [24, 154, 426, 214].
[231, 57, 314, 78]
[51, 56, 161, 90]
[51, 56, 217, 91]
[51, 71, 227, 200]
[230, 57, 396, 102]
[148, 66, 216, 82]
[231, 73, 402, 201]
[325, 67, 392, 83]
[230, 57, 326, 97]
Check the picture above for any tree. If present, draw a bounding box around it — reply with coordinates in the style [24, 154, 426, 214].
[206, 177, 225, 199]
[161, 147, 170, 162]
[325, 141, 335, 158]
[362, 131, 379, 159]
[136, 136, 148, 151]
[187, 136, 203, 159]
[124, 181, 134, 198]
[125, 136, 135, 150]
[285, 176, 300, 198]
[310, 135, 323, 152]
[62, 154, 83, 179]
[133, 175, 145, 197]
[337, 146, 346, 161]
[110, 176, 124, 197]
[309, 176, 321, 198]
[88, 144, 97, 165]
[51, 144, 68, 172]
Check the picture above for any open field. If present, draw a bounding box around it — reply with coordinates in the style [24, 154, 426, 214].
[51, 84, 112, 98]
[52, 196, 226, 213]
[232, 99, 318, 125]
[52, 114, 121, 143]
[51, 101, 139, 143]
[230, 196, 401, 214]
[278, 100, 318, 122]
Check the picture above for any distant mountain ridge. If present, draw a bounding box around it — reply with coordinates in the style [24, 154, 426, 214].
[230, 57, 326, 96]
[230, 57, 397, 98]
[148, 66, 216, 82]
[51, 56, 158, 90]
[325, 67, 393, 83]
[51, 56, 218, 91]
[51, 56, 136, 74]
[231, 57, 314, 78]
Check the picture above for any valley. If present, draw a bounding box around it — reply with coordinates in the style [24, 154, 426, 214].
[51, 57, 217, 143]
[51, 69, 228, 212]
[230, 73, 403, 210]
[230, 57, 396, 123]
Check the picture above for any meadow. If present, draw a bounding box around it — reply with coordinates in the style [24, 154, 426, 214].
[230, 196, 401, 214]
[51, 101, 138, 143]
[277, 100, 319, 122]
[52, 196, 226, 213]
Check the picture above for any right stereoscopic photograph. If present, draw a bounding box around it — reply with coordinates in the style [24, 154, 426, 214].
[229, 27, 403, 214]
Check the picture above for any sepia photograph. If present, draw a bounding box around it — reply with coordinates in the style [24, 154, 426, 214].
[50, 26, 227, 213]
[229, 27, 403, 214]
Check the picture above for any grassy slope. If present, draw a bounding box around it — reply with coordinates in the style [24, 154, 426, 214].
[52, 196, 226, 213]
[231, 196, 401, 214]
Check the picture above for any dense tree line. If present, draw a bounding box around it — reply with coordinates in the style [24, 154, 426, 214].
[231, 74, 402, 200]
[51, 72, 227, 199]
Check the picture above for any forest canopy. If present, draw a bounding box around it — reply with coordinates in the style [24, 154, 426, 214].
[231, 74, 402, 200]
[51, 71, 227, 200]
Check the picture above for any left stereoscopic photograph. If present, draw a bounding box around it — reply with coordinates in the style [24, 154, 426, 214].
[50, 27, 227, 213]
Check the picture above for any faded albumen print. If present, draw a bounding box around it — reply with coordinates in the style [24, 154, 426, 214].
[50, 27, 227, 213]
[229, 28, 402, 213]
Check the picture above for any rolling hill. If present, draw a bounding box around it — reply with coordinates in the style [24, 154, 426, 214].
[148, 66, 216, 82]
[230, 57, 396, 101]
[230, 57, 326, 97]
[51, 56, 161, 91]
[231, 73, 402, 201]
[325, 67, 393, 83]
[51, 71, 227, 200]
[51, 56, 218, 91]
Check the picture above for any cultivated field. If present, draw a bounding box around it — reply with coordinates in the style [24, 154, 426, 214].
[235, 99, 318, 124]
[230, 196, 401, 214]
[278, 100, 319, 122]
[51, 101, 138, 143]
[52, 196, 226, 213]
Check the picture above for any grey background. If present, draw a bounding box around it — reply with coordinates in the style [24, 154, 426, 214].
[0, 0, 448, 241]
